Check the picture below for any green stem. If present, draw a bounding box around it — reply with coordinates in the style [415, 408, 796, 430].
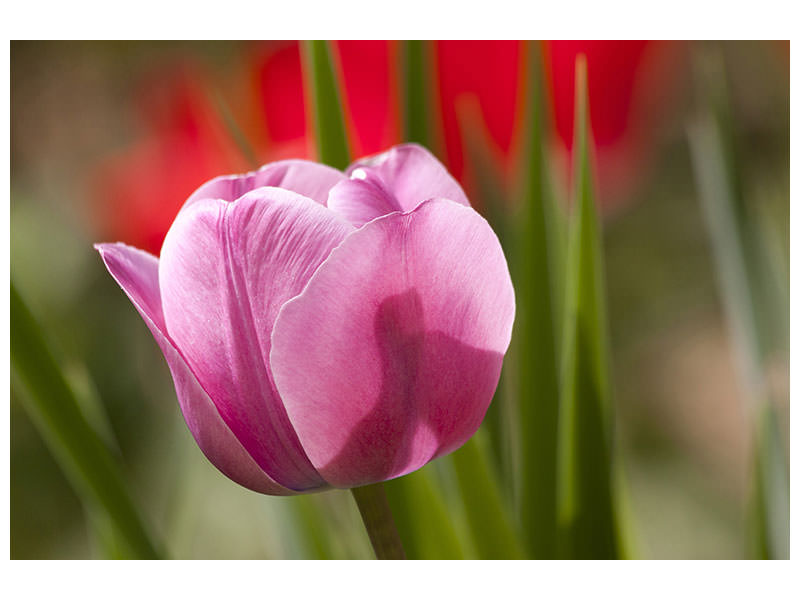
[351, 483, 406, 559]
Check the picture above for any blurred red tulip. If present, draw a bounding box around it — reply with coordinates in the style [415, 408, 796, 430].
[89, 62, 248, 254]
[544, 40, 685, 206]
[89, 41, 683, 255]
[434, 41, 523, 184]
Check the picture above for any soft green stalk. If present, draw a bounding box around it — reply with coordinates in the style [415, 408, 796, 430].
[556, 56, 625, 558]
[301, 40, 351, 170]
[351, 483, 406, 559]
[687, 48, 788, 559]
[10, 281, 163, 559]
[514, 40, 564, 558]
[450, 434, 525, 559]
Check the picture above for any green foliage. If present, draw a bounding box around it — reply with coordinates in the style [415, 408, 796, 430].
[302, 40, 351, 170]
[10, 281, 163, 559]
[555, 55, 625, 558]
[402, 40, 436, 149]
[512, 41, 565, 558]
[688, 47, 789, 560]
[450, 435, 525, 559]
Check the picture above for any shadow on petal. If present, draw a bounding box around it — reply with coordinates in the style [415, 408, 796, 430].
[324, 288, 504, 487]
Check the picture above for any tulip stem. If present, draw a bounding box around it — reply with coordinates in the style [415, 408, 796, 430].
[351, 483, 406, 559]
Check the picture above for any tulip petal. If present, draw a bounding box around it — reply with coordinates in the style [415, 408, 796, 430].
[159, 187, 355, 490]
[271, 199, 515, 488]
[183, 159, 346, 210]
[95, 243, 297, 495]
[328, 143, 470, 227]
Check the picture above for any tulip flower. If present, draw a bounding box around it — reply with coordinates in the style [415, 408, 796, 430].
[96, 144, 515, 493]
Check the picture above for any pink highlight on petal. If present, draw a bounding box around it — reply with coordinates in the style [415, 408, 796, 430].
[328, 144, 470, 227]
[183, 159, 345, 212]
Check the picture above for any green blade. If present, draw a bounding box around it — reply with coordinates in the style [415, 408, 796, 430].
[301, 40, 351, 169]
[450, 434, 525, 559]
[10, 281, 163, 559]
[749, 404, 789, 559]
[556, 55, 625, 558]
[401, 40, 435, 149]
[384, 466, 466, 559]
[687, 47, 789, 560]
[513, 41, 565, 558]
[455, 96, 516, 492]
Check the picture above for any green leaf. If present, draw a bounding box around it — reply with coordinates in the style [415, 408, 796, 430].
[301, 40, 351, 169]
[10, 281, 163, 559]
[455, 96, 516, 492]
[556, 55, 625, 558]
[512, 41, 565, 558]
[749, 404, 789, 559]
[450, 434, 525, 559]
[401, 40, 435, 149]
[384, 465, 467, 559]
[687, 47, 789, 559]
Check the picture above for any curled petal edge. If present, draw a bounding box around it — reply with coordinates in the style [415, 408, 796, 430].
[95, 242, 314, 496]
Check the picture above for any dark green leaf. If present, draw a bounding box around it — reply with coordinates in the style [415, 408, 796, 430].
[401, 40, 435, 149]
[301, 40, 351, 169]
[384, 465, 466, 559]
[556, 55, 625, 558]
[450, 434, 525, 559]
[512, 41, 565, 558]
[10, 281, 163, 559]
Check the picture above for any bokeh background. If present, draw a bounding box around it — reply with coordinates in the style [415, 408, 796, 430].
[10, 40, 789, 559]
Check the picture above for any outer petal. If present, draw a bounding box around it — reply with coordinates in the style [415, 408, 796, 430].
[328, 143, 470, 227]
[159, 187, 355, 490]
[270, 199, 515, 488]
[182, 159, 345, 211]
[95, 243, 297, 495]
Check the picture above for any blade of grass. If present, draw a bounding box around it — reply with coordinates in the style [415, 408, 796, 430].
[687, 48, 789, 559]
[749, 403, 789, 559]
[301, 40, 351, 170]
[383, 465, 467, 559]
[401, 40, 435, 149]
[556, 55, 625, 558]
[10, 281, 163, 559]
[455, 95, 517, 493]
[450, 433, 525, 559]
[513, 40, 565, 559]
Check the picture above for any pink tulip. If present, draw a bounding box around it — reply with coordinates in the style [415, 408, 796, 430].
[96, 144, 515, 493]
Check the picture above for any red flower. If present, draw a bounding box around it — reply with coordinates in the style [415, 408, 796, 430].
[89, 62, 248, 254]
[89, 41, 684, 254]
[544, 40, 685, 206]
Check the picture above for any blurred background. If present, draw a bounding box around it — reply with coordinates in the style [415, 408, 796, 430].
[10, 40, 789, 559]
